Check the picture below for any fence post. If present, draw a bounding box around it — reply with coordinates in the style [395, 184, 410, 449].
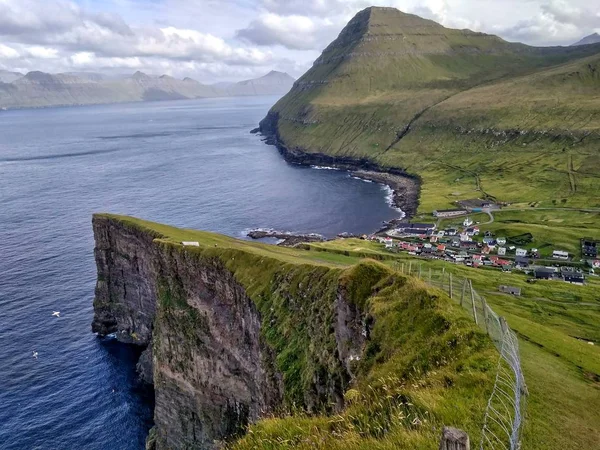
[460, 279, 467, 307]
[481, 296, 489, 333]
[449, 273, 453, 299]
[469, 280, 478, 325]
[409, 261, 412, 276]
[439, 427, 470, 450]
[429, 267, 432, 283]
[419, 264, 422, 279]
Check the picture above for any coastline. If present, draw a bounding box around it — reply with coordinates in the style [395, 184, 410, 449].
[255, 115, 421, 228]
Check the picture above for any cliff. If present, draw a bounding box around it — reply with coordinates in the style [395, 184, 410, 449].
[259, 6, 600, 212]
[92, 214, 497, 449]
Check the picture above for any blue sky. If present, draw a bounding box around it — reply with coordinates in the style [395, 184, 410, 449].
[0, 0, 598, 83]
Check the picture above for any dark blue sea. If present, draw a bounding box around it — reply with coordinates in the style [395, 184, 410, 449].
[0, 96, 399, 449]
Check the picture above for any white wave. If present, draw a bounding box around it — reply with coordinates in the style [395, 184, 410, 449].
[381, 184, 405, 216]
[311, 165, 340, 170]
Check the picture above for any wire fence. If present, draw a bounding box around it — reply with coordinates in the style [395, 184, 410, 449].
[394, 262, 527, 450]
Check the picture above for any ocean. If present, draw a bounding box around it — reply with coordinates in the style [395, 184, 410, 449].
[0, 96, 400, 449]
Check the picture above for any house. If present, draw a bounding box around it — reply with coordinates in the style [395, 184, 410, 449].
[433, 209, 467, 218]
[582, 239, 598, 258]
[395, 223, 436, 235]
[445, 228, 458, 236]
[457, 198, 497, 211]
[483, 237, 496, 246]
[437, 230, 445, 238]
[463, 217, 474, 227]
[498, 247, 507, 256]
[484, 231, 494, 238]
[482, 246, 491, 255]
[460, 241, 478, 250]
[460, 233, 471, 242]
[437, 244, 446, 252]
[430, 236, 438, 243]
[593, 260, 600, 269]
[515, 256, 530, 268]
[499, 285, 521, 296]
[450, 237, 461, 247]
[563, 270, 584, 284]
[535, 267, 556, 280]
[496, 237, 507, 246]
[552, 250, 569, 260]
[384, 237, 394, 248]
[497, 259, 512, 267]
[516, 248, 528, 257]
[181, 241, 200, 246]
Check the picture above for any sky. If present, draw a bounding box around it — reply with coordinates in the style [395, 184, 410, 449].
[0, 0, 599, 83]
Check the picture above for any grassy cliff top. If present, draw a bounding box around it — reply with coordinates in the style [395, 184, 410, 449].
[96, 214, 499, 449]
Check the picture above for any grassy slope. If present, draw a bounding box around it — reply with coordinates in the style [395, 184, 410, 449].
[98, 214, 497, 449]
[309, 238, 600, 450]
[268, 7, 600, 213]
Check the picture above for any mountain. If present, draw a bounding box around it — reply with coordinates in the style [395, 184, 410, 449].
[260, 6, 600, 211]
[221, 71, 295, 96]
[0, 70, 23, 83]
[0, 70, 295, 109]
[571, 32, 600, 46]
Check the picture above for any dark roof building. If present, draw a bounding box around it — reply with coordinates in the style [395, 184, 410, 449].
[563, 270, 585, 284]
[515, 256, 530, 267]
[499, 285, 521, 296]
[534, 267, 556, 279]
[582, 239, 598, 258]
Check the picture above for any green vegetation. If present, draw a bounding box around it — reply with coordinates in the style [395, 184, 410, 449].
[99, 214, 498, 449]
[264, 6, 600, 255]
[308, 238, 600, 450]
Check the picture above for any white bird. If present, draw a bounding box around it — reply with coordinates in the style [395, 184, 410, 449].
[32, 351, 38, 358]
[52, 311, 60, 317]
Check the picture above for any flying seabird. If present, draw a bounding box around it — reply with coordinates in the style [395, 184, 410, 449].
[52, 311, 60, 317]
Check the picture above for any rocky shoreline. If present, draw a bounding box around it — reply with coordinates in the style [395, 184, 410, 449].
[256, 112, 421, 228]
[247, 229, 326, 247]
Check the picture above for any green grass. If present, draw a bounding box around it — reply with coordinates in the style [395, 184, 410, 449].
[306, 238, 600, 450]
[99, 214, 499, 449]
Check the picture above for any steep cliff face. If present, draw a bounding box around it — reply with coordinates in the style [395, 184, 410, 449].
[91, 215, 373, 449]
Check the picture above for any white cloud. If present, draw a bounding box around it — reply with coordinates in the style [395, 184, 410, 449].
[0, 44, 20, 59]
[0, 0, 598, 82]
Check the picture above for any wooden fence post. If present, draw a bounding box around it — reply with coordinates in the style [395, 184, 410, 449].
[469, 280, 478, 325]
[449, 273, 453, 299]
[429, 267, 432, 283]
[481, 296, 489, 333]
[460, 278, 467, 307]
[439, 427, 470, 450]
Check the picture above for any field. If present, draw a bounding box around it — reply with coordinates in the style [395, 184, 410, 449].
[308, 238, 600, 450]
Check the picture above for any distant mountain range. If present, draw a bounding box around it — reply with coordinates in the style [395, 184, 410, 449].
[0, 70, 295, 109]
[571, 33, 600, 47]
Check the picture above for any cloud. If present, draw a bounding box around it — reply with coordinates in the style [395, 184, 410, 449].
[495, 0, 600, 45]
[236, 14, 337, 50]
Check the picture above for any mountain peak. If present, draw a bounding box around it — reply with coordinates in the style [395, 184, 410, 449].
[131, 71, 150, 80]
[571, 32, 600, 46]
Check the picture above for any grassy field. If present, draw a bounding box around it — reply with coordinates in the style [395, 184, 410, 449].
[308, 238, 600, 450]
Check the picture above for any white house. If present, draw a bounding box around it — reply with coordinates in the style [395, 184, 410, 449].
[384, 237, 394, 248]
[516, 248, 528, 257]
[463, 217, 473, 227]
[496, 237, 507, 246]
[498, 247, 506, 256]
[592, 260, 600, 268]
[460, 233, 471, 242]
[181, 241, 200, 246]
[553, 250, 569, 260]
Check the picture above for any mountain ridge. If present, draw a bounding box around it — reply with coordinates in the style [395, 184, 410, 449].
[0, 70, 295, 109]
[259, 6, 600, 213]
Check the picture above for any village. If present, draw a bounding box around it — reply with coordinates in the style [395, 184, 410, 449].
[368, 199, 600, 286]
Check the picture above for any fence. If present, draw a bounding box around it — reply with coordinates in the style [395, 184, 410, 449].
[394, 262, 527, 450]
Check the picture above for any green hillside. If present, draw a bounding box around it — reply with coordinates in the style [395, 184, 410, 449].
[98, 215, 497, 449]
[260, 6, 600, 212]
